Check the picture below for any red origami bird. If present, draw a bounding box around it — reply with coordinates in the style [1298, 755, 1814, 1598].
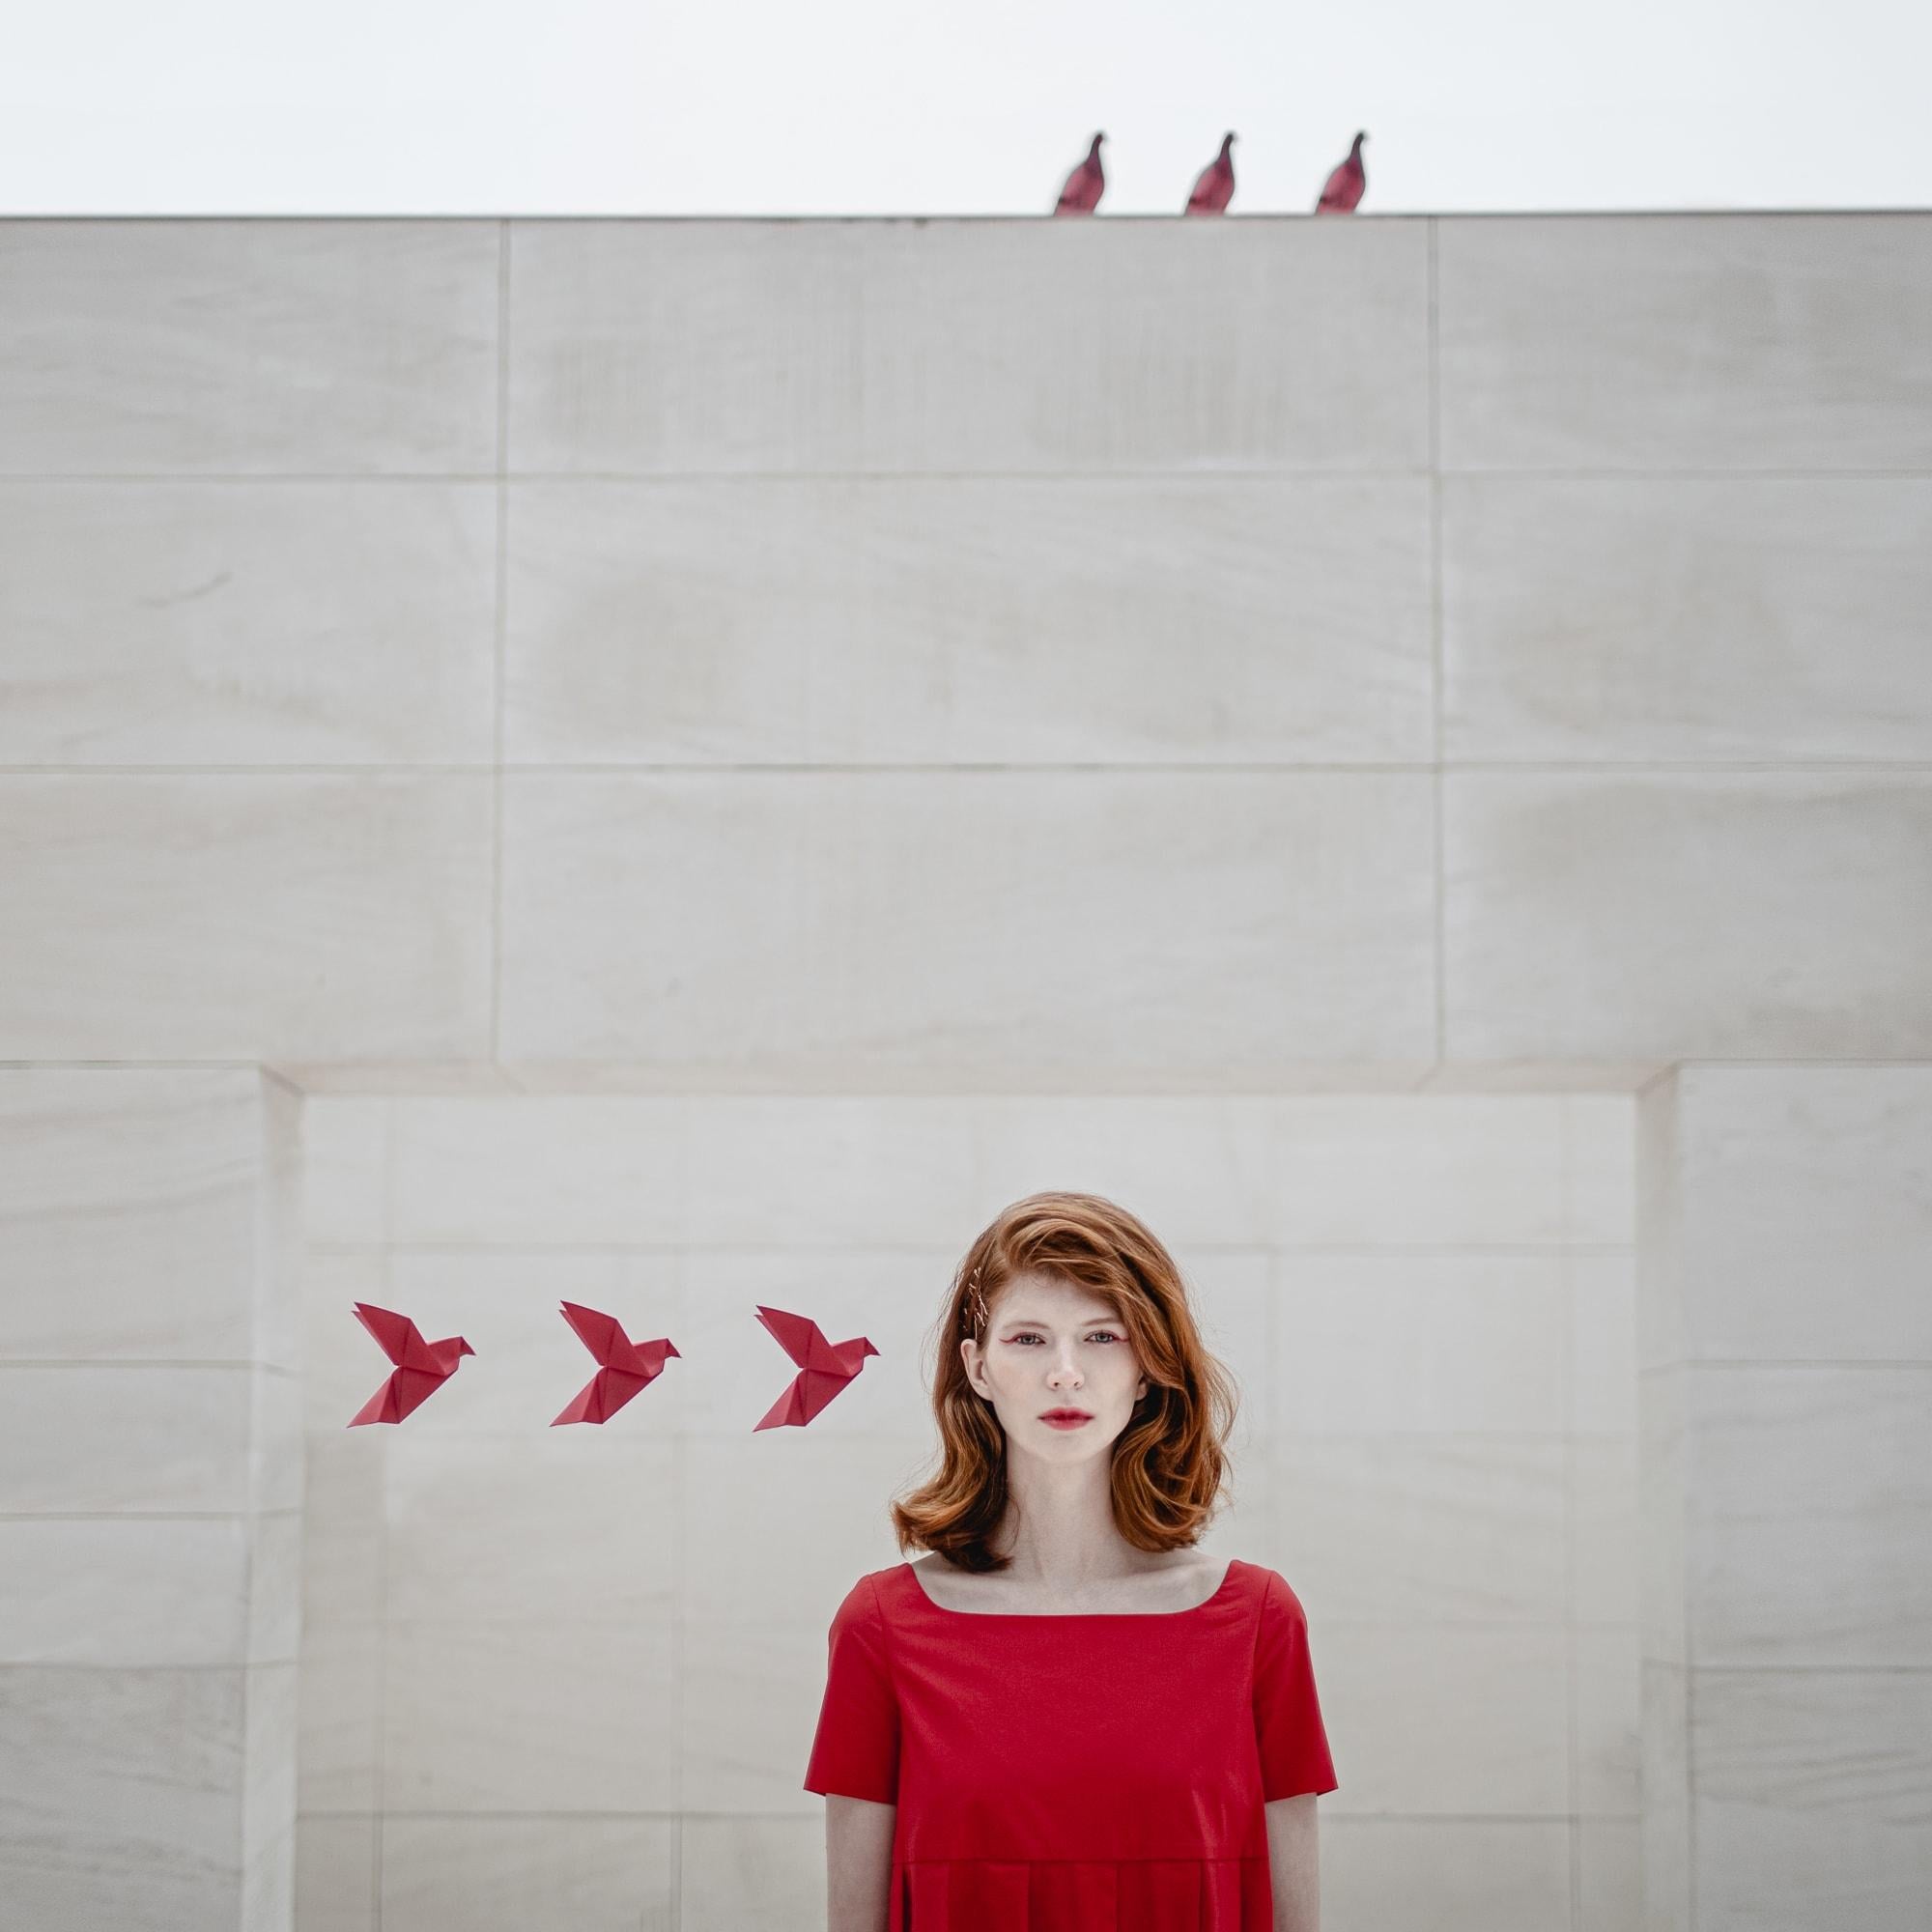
[1054, 131, 1106, 214]
[552, 1300, 680, 1426]
[1316, 131, 1369, 214]
[752, 1304, 878, 1430]
[1185, 132, 1236, 214]
[347, 1302, 474, 1426]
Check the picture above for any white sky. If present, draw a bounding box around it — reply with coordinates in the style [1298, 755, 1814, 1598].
[5, 0, 1929, 216]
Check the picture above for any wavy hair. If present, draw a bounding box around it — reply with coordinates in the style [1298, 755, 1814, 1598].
[889, 1191, 1241, 1573]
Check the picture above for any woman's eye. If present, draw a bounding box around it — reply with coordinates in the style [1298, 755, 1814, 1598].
[1009, 1333, 1119, 1345]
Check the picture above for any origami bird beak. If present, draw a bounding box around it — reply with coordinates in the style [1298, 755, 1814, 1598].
[458, 1341, 476, 1356]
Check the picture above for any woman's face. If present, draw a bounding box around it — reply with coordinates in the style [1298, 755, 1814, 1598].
[961, 1271, 1149, 1449]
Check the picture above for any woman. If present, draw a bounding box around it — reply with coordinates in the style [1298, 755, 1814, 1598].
[804, 1191, 1337, 1931]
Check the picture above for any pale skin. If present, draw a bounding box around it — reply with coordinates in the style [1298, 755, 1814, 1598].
[826, 1271, 1321, 1932]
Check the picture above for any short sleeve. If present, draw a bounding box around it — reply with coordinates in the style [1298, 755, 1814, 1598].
[1252, 1568, 1338, 1800]
[803, 1572, 901, 1804]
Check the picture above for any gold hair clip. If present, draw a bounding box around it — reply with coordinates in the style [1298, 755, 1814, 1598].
[964, 1266, 989, 1332]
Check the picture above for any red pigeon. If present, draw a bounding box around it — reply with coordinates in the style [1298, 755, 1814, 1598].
[552, 1300, 680, 1426]
[1316, 131, 1369, 213]
[347, 1302, 474, 1426]
[1185, 132, 1236, 214]
[752, 1304, 878, 1430]
[1054, 131, 1106, 214]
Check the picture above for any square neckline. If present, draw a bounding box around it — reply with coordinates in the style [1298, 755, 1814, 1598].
[900, 1554, 1240, 1618]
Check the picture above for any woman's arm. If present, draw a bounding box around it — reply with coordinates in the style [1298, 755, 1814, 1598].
[1264, 1793, 1321, 1932]
[825, 1794, 896, 1932]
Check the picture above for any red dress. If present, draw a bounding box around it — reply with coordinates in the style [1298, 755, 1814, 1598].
[803, 1556, 1338, 1930]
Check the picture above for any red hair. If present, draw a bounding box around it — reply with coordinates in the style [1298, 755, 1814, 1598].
[889, 1191, 1242, 1573]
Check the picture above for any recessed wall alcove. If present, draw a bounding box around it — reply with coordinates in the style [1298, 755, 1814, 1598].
[290, 1077, 1642, 1928]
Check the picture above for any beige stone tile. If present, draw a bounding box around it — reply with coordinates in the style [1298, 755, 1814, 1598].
[381, 1816, 674, 1932]
[1445, 771, 1932, 1061]
[0, 481, 496, 763]
[1438, 213, 1932, 470]
[1275, 1436, 1567, 1625]
[1443, 477, 1932, 760]
[0, 220, 497, 473]
[382, 1620, 676, 1813]
[502, 477, 1433, 763]
[499, 770, 1436, 1076]
[1275, 1254, 1568, 1435]
[0, 775, 495, 1061]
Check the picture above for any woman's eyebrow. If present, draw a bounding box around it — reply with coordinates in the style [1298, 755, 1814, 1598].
[998, 1316, 1120, 1331]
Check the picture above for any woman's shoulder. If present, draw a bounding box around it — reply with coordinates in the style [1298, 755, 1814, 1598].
[1231, 1556, 1296, 1584]
[1238, 1561, 1315, 1636]
[825, 1562, 912, 1630]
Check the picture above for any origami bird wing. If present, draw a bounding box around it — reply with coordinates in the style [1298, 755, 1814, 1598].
[553, 1367, 650, 1427]
[558, 1299, 651, 1375]
[353, 1302, 445, 1373]
[753, 1304, 844, 1372]
[350, 1366, 451, 1426]
[347, 1377, 405, 1427]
